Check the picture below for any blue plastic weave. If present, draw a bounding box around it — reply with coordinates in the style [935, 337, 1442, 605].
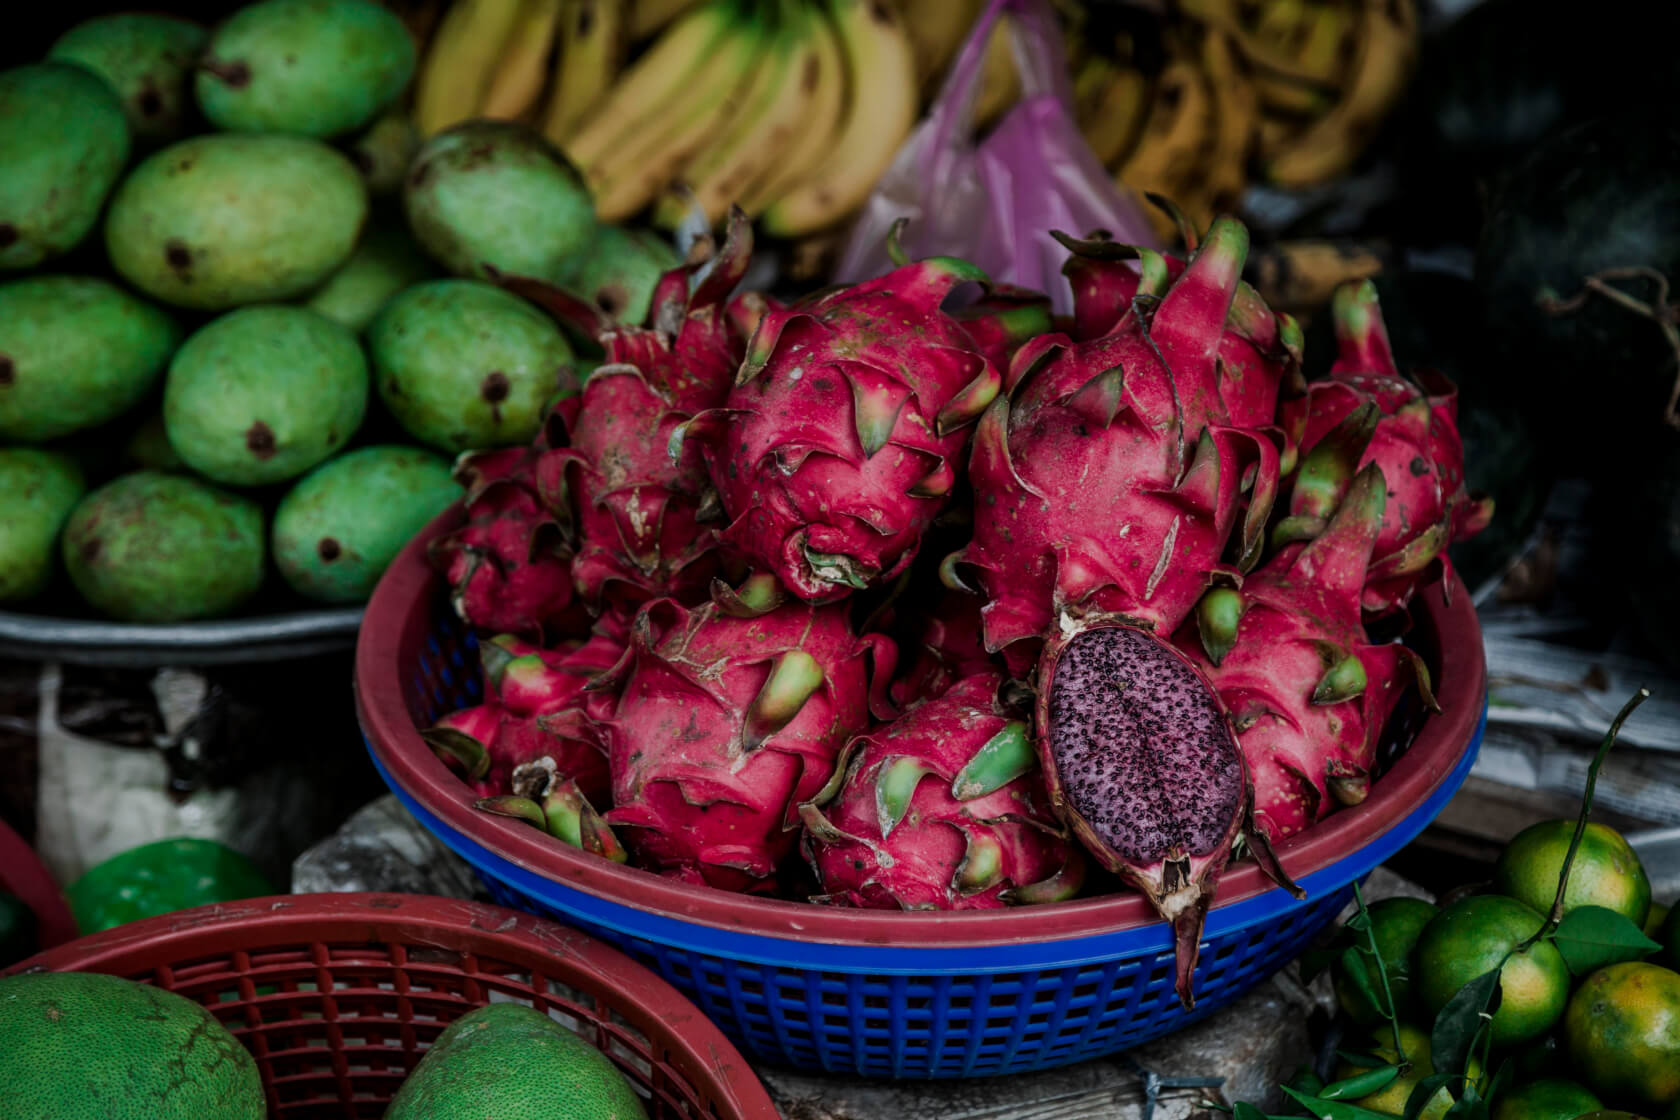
[368, 600, 1486, 1078]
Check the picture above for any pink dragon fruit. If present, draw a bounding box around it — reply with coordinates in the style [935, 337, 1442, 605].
[799, 672, 1085, 910]
[888, 589, 996, 709]
[428, 446, 582, 639]
[1275, 280, 1493, 616]
[1054, 226, 1304, 434]
[491, 212, 757, 615]
[944, 216, 1282, 676]
[949, 282, 1055, 374]
[598, 575, 894, 893]
[421, 627, 621, 805]
[1036, 613, 1298, 1006]
[1180, 465, 1437, 842]
[681, 245, 1004, 602]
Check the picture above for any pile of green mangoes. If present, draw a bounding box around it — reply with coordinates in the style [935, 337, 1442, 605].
[0, 0, 678, 622]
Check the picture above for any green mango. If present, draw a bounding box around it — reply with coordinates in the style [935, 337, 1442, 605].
[404, 121, 594, 281]
[48, 14, 208, 142]
[196, 0, 415, 139]
[304, 219, 438, 331]
[164, 305, 369, 487]
[557, 224, 680, 325]
[0, 275, 181, 443]
[369, 279, 577, 453]
[346, 109, 420, 196]
[272, 444, 459, 603]
[122, 412, 187, 474]
[0, 63, 132, 270]
[105, 132, 368, 310]
[0, 449, 86, 603]
[62, 471, 266, 622]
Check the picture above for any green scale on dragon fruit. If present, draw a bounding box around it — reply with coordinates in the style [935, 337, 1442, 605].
[943, 215, 1305, 1007]
[800, 672, 1085, 911]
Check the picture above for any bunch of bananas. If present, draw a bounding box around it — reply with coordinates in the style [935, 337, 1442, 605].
[408, 0, 1003, 235]
[1071, 0, 1418, 243]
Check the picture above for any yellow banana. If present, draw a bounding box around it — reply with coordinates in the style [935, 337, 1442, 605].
[540, 0, 628, 144]
[1178, 0, 1357, 88]
[412, 0, 525, 136]
[970, 12, 1021, 131]
[587, 8, 770, 220]
[1248, 0, 1311, 52]
[630, 0, 702, 40]
[1079, 65, 1152, 169]
[760, 0, 918, 237]
[1187, 30, 1257, 221]
[738, 1, 847, 217]
[563, 0, 749, 173]
[655, 0, 822, 226]
[1248, 239, 1386, 313]
[1257, 113, 1303, 161]
[899, 0, 984, 93]
[1252, 70, 1337, 116]
[1264, 0, 1418, 187]
[480, 0, 568, 121]
[1116, 59, 1217, 243]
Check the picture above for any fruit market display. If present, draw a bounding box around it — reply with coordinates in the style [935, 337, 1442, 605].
[0, 968, 650, 1120]
[1243, 696, 1680, 1120]
[1068, 0, 1420, 241]
[419, 199, 1490, 1006]
[0, 0, 698, 622]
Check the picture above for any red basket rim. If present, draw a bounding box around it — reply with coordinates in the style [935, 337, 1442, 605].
[0, 814, 77, 950]
[357, 506, 1486, 948]
[5, 891, 779, 1119]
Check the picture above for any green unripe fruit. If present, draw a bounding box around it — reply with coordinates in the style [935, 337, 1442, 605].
[557, 224, 680, 326]
[196, 0, 415, 139]
[0, 449, 86, 603]
[303, 220, 438, 332]
[0, 63, 132, 270]
[48, 14, 208, 142]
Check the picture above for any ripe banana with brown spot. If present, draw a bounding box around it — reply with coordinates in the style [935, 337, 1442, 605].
[738, 1, 847, 216]
[1264, 0, 1418, 187]
[1183, 29, 1257, 223]
[1177, 0, 1358, 88]
[1115, 59, 1217, 243]
[413, 0, 525, 135]
[1078, 63, 1152, 169]
[540, 0, 628, 144]
[1247, 239, 1387, 313]
[630, 0, 702, 39]
[563, 0, 753, 178]
[654, 0, 822, 226]
[480, 0, 568, 121]
[760, 0, 918, 237]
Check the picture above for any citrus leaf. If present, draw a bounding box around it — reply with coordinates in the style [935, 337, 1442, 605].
[1280, 1087, 1405, 1120]
[1400, 1073, 1457, 1120]
[1345, 909, 1373, 932]
[1443, 1073, 1486, 1120]
[1339, 945, 1385, 1018]
[1481, 1058, 1514, 1111]
[1431, 966, 1503, 1075]
[1235, 1101, 1268, 1120]
[1549, 905, 1661, 975]
[1321, 1066, 1402, 1100]
[1334, 1051, 1389, 1069]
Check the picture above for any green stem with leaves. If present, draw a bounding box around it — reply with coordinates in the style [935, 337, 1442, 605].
[1352, 879, 1408, 1066]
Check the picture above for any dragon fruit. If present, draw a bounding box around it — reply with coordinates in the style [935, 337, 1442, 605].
[1054, 227, 1304, 434]
[1037, 614, 1297, 1006]
[598, 576, 894, 893]
[1183, 465, 1437, 843]
[949, 282, 1055, 374]
[421, 628, 621, 804]
[799, 672, 1085, 910]
[681, 244, 1004, 603]
[945, 217, 1282, 676]
[428, 445, 581, 639]
[888, 589, 996, 709]
[1276, 281, 1493, 616]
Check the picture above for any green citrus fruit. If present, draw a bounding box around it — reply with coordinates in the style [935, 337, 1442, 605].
[1415, 894, 1571, 1048]
[1495, 820, 1652, 928]
[66, 836, 273, 934]
[1491, 1079, 1604, 1120]
[1564, 962, 1680, 1111]
[1336, 897, 1441, 1027]
[1334, 1022, 1481, 1120]
[1645, 902, 1670, 943]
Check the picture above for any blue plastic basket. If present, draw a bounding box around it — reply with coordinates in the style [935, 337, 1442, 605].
[357, 515, 1488, 1078]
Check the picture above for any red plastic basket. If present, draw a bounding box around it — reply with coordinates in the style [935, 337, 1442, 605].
[0, 814, 76, 952]
[4, 892, 779, 1120]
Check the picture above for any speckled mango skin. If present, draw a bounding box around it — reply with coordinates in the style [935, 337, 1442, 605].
[0, 971, 265, 1120]
[62, 471, 266, 622]
[164, 305, 369, 487]
[0, 63, 131, 270]
[303, 219, 437, 332]
[105, 132, 367, 310]
[273, 444, 458, 603]
[196, 0, 415, 139]
[0, 449, 86, 603]
[48, 13, 208, 142]
[0, 275, 181, 443]
[369, 278, 576, 453]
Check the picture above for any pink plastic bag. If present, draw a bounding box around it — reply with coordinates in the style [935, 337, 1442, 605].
[834, 0, 1159, 312]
